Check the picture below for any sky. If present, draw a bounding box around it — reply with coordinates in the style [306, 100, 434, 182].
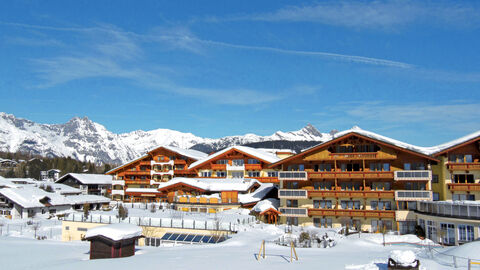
[0, 0, 479, 146]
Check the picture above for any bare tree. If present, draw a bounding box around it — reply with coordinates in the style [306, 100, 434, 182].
[32, 221, 41, 239]
[117, 204, 128, 220]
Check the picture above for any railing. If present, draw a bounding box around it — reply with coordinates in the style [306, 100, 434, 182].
[112, 180, 125, 185]
[139, 161, 151, 166]
[211, 164, 227, 170]
[418, 201, 480, 220]
[151, 160, 173, 166]
[60, 213, 254, 233]
[308, 190, 395, 199]
[174, 159, 187, 165]
[245, 164, 262, 170]
[124, 170, 151, 176]
[173, 169, 192, 174]
[394, 170, 431, 181]
[329, 152, 378, 160]
[247, 177, 278, 183]
[151, 170, 174, 176]
[308, 208, 395, 218]
[279, 207, 308, 217]
[124, 179, 151, 185]
[395, 190, 432, 201]
[308, 171, 394, 179]
[447, 183, 480, 191]
[278, 171, 308, 181]
[111, 189, 125, 195]
[278, 189, 308, 198]
[226, 164, 245, 171]
[446, 162, 480, 171]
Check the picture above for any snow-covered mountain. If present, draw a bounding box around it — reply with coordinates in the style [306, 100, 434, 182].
[0, 112, 331, 164]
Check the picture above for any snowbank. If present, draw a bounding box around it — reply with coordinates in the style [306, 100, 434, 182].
[443, 240, 480, 259]
[85, 223, 142, 241]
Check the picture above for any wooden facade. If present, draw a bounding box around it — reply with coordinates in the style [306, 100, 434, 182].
[271, 132, 438, 233]
[106, 146, 205, 203]
[87, 235, 139, 260]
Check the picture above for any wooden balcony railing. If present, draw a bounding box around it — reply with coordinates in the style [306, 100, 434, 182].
[328, 152, 378, 160]
[447, 163, 480, 171]
[174, 159, 187, 165]
[250, 177, 279, 183]
[124, 170, 150, 176]
[245, 164, 262, 170]
[308, 171, 394, 179]
[447, 183, 480, 192]
[211, 164, 227, 170]
[139, 161, 151, 166]
[173, 169, 193, 175]
[125, 180, 151, 185]
[308, 190, 395, 199]
[308, 208, 395, 218]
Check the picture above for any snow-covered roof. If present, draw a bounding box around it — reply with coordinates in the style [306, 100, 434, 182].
[256, 148, 295, 154]
[148, 145, 208, 161]
[57, 173, 112, 185]
[0, 184, 110, 208]
[105, 154, 149, 175]
[252, 198, 280, 213]
[33, 182, 82, 195]
[157, 177, 261, 192]
[422, 129, 480, 155]
[238, 183, 275, 204]
[85, 223, 142, 241]
[189, 146, 281, 169]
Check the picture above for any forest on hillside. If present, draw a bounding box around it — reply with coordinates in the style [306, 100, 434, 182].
[0, 151, 113, 179]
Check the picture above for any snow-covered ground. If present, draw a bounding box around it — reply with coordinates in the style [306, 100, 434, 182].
[1, 211, 477, 270]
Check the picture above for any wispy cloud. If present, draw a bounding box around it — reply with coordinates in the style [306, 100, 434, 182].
[210, 0, 480, 30]
[318, 101, 480, 133]
[5, 36, 64, 47]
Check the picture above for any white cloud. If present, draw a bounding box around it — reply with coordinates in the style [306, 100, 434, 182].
[217, 0, 480, 30]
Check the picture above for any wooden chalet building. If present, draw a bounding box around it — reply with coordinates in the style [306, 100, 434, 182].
[106, 146, 208, 202]
[269, 127, 439, 234]
[156, 177, 277, 213]
[188, 146, 289, 184]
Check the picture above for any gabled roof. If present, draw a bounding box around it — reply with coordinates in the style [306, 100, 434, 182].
[147, 145, 208, 160]
[189, 146, 281, 169]
[270, 126, 439, 167]
[105, 145, 208, 175]
[85, 223, 143, 241]
[56, 173, 112, 185]
[426, 130, 480, 156]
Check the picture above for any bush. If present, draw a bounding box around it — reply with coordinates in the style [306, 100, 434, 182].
[118, 204, 128, 220]
[299, 232, 310, 243]
[415, 225, 425, 238]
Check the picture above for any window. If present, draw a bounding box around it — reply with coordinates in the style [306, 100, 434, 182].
[433, 192, 440, 201]
[317, 164, 332, 172]
[267, 171, 278, 177]
[247, 159, 260, 164]
[201, 171, 212, 177]
[232, 159, 244, 166]
[453, 194, 475, 201]
[247, 171, 260, 177]
[285, 181, 299, 189]
[313, 200, 332, 209]
[440, 223, 455, 245]
[341, 200, 361, 210]
[369, 163, 383, 171]
[453, 174, 474, 183]
[77, 227, 88, 232]
[465, 155, 473, 163]
[286, 200, 298, 207]
[286, 217, 298, 226]
[216, 171, 226, 177]
[404, 163, 411, 170]
[130, 176, 135, 180]
[383, 163, 390, 171]
[232, 171, 244, 178]
[432, 174, 439, 183]
[315, 218, 332, 228]
[427, 220, 437, 241]
[458, 225, 474, 242]
[216, 159, 228, 164]
[65, 226, 69, 230]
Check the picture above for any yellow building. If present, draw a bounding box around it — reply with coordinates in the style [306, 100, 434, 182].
[430, 131, 480, 201]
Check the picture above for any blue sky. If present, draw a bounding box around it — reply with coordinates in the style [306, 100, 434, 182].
[0, 0, 479, 146]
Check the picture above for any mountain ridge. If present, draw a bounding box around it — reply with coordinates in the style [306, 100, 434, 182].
[0, 112, 332, 164]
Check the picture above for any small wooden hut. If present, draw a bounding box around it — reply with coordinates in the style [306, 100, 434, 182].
[85, 223, 143, 260]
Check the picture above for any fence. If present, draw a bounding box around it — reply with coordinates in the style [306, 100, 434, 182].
[427, 246, 480, 269]
[61, 213, 256, 233]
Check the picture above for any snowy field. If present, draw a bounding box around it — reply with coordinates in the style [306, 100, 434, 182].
[0, 214, 479, 270]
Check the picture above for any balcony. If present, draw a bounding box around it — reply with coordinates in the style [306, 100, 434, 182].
[447, 183, 480, 192]
[245, 164, 262, 170]
[418, 201, 480, 220]
[278, 171, 308, 181]
[151, 170, 174, 176]
[395, 190, 432, 201]
[329, 152, 378, 160]
[173, 169, 192, 175]
[279, 207, 308, 217]
[278, 189, 308, 199]
[308, 171, 394, 179]
[174, 159, 187, 165]
[111, 189, 125, 196]
[112, 180, 125, 186]
[308, 190, 394, 199]
[139, 161, 151, 166]
[124, 179, 151, 185]
[249, 177, 279, 183]
[227, 164, 245, 171]
[394, 170, 431, 181]
[124, 170, 150, 176]
[447, 162, 480, 171]
[211, 164, 227, 170]
[308, 208, 395, 218]
[151, 160, 174, 166]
